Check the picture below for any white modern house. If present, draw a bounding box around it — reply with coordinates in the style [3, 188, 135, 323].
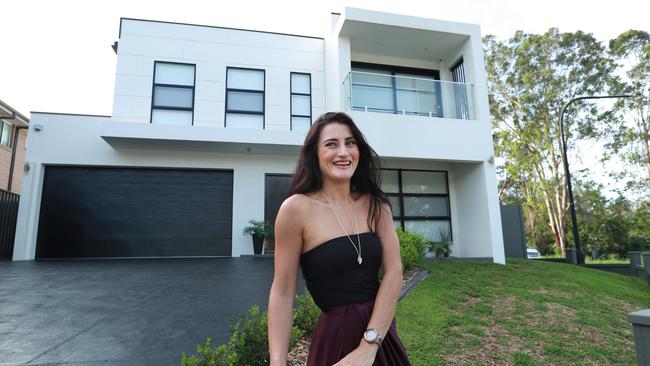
[12, 8, 505, 263]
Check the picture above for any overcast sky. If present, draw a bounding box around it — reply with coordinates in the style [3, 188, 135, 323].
[2, 0, 648, 117]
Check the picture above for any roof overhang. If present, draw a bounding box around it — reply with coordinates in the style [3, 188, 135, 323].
[338, 7, 474, 63]
[0, 99, 29, 127]
[100, 121, 304, 155]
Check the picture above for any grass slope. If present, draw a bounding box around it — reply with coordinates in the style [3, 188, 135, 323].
[396, 259, 650, 366]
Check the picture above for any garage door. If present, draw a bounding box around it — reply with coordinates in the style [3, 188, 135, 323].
[36, 166, 233, 258]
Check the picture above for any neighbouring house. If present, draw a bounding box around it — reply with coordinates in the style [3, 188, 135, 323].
[12, 8, 505, 263]
[0, 100, 29, 194]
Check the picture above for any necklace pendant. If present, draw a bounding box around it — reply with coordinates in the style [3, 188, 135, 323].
[357, 256, 363, 265]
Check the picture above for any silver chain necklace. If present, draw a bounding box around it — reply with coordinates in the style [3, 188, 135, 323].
[321, 192, 363, 265]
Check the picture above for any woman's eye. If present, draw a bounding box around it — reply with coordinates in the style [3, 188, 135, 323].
[325, 142, 336, 148]
[346, 140, 357, 146]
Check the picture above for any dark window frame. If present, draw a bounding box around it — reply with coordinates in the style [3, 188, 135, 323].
[289, 72, 312, 130]
[350, 61, 443, 117]
[150, 61, 196, 125]
[382, 168, 453, 241]
[225, 66, 266, 129]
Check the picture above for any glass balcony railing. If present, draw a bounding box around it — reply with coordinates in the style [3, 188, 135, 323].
[343, 71, 475, 120]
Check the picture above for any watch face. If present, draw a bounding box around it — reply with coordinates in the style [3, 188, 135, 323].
[364, 329, 378, 341]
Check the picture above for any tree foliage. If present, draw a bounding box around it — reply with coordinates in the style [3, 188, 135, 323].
[484, 29, 617, 255]
[606, 30, 650, 192]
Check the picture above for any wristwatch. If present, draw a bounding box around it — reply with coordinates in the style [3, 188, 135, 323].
[363, 328, 383, 346]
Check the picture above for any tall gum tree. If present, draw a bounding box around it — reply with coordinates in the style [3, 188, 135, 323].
[484, 29, 616, 256]
[608, 30, 650, 193]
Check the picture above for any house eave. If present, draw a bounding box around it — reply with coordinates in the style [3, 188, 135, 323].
[100, 121, 304, 155]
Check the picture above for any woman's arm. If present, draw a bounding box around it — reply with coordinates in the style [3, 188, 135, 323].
[268, 195, 305, 366]
[334, 201, 403, 365]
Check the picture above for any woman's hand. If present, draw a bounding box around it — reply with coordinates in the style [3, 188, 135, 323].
[332, 341, 378, 366]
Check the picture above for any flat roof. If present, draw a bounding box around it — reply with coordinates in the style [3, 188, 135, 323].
[119, 17, 324, 41]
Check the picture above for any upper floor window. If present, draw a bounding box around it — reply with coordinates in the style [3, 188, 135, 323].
[290, 72, 311, 132]
[350, 62, 442, 117]
[0, 121, 12, 146]
[226, 67, 265, 129]
[151, 61, 196, 125]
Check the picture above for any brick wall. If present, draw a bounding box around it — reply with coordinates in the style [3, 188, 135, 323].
[0, 126, 27, 194]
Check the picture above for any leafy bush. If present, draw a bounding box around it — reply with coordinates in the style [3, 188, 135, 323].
[293, 292, 320, 337]
[180, 338, 236, 366]
[229, 306, 274, 366]
[181, 295, 319, 366]
[431, 228, 453, 257]
[242, 219, 273, 238]
[396, 228, 428, 270]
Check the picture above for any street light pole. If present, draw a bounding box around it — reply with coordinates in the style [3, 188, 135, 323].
[559, 94, 639, 265]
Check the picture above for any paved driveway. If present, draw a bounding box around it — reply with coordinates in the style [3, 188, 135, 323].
[0, 257, 301, 366]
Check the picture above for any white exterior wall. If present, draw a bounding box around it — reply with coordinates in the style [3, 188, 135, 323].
[452, 162, 505, 262]
[13, 114, 297, 260]
[113, 20, 326, 128]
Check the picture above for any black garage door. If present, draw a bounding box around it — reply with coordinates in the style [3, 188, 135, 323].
[36, 166, 233, 259]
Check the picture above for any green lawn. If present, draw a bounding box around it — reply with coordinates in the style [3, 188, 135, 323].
[396, 259, 650, 365]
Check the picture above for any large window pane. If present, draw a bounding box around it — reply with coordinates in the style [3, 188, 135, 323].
[227, 68, 264, 90]
[396, 89, 437, 115]
[402, 171, 447, 194]
[387, 196, 401, 217]
[226, 113, 263, 129]
[381, 170, 399, 193]
[291, 73, 310, 94]
[151, 109, 193, 125]
[403, 196, 448, 217]
[351, 85, 394, 111]
[395, 73, 436, 92]
[153, 87, 193, 108]
[352, 68, 392, 87]
[155, 63, 194, 86]
[291, 117, 311, 132]
[291, 95, 310, 116]
[227, 91, 264, 112]
[404, 220, 451, 242]
[1, 122, 10, 146]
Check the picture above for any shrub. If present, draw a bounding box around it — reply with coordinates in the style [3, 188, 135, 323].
[293, 292, 320, 337]
[181, 296, 317, 366]
[431, 227, 453, 257]
[396, 228, 428, 271]
[229, 306, 272, 366]
[180, 338, 236, 366]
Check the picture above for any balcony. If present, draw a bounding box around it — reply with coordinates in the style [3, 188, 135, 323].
[343, 71, 475, 120]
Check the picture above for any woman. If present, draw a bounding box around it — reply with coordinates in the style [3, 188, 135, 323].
[268, 112, 411, 366]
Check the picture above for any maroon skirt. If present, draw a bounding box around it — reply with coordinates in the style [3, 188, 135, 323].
[306, 300, 411, 366]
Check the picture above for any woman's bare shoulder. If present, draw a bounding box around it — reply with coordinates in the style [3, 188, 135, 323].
[279, 194, 313, 216]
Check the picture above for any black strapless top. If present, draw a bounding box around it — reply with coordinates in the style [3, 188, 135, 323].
[300, 232, 382, 310]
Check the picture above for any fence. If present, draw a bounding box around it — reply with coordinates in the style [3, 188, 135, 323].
[0, 188, 20, 259]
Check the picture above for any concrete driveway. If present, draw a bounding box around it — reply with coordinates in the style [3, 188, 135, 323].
[0, 257, 299, 366]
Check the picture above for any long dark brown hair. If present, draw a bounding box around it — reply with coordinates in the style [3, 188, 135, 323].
[288, 112, 388, 232]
